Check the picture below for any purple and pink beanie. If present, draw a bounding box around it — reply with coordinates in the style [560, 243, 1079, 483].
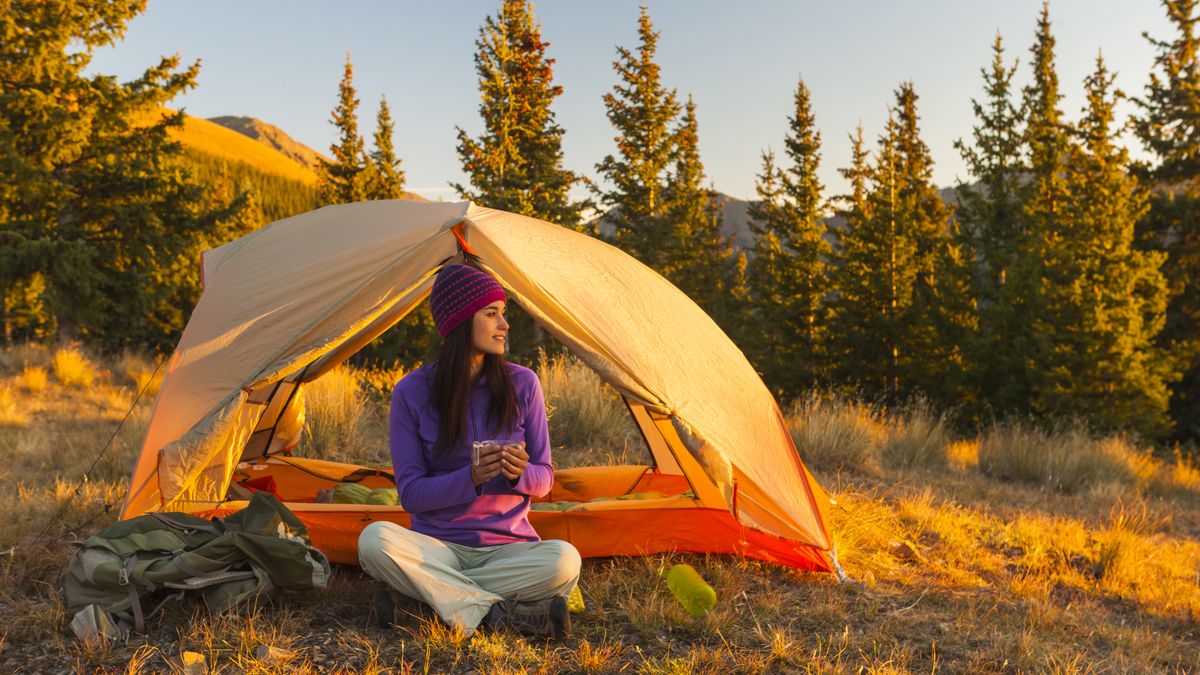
[429, 264, 507, 338]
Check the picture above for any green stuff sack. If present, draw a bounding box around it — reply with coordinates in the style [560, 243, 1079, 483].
[333, 482, 372, 504]
[366, 488, 398, 505]
[666, 564, 717, 617]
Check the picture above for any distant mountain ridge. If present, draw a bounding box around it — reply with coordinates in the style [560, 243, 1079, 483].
[165, 112, 319, 185]
[208, 116, 327, 171]
[600, 187, 962, 254]
[173, 113, 425, 203]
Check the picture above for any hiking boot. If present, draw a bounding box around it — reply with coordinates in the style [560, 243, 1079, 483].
[369, 589, 403, 628]
[484, 596, 571, 638]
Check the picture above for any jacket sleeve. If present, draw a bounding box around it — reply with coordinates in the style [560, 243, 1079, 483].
[390, 384, 477, 512]
[510, 372, 554, 497]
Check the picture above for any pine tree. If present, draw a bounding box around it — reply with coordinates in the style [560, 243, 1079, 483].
[0, 0, 241, 350]
[746, 76, 831, 395]
[828, 112, 909, 396]
[595, 5, 681, 271]
[834, 125, 873, 239]
[1035, 56, 1174, 435]
[954, 34, 1031, 420]
[357, 93, 435, 366]
[828, 85, 961, 402]
[454, 0, 582, 229]
[365, 95, 406, 200]
[1014, 4, 1072, 367]
[316, 53, 368, 205]
[1006, 3, 1073, 421]
[662, 96, 733, 319]
[891, 83, 966, 405]
[1133, 0, 1200, 443]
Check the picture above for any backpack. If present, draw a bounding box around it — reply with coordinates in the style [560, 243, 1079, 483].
[63, 491, 331, 643]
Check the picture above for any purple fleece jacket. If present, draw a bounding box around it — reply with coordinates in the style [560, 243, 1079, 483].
[388, 362, 554, 547]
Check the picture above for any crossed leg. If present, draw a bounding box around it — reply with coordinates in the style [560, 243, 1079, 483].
[358, 521, 580, 633]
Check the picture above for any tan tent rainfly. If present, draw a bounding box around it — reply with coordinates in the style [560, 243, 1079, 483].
[121, 200, 834, 571]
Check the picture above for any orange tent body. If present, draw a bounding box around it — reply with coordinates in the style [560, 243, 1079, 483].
[120, 201, 835, 574]
[201, 458, 831, 570]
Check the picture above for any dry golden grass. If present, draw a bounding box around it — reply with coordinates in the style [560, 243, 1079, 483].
[162, 110, 318, 185]
[879, 397, 951, 470]
[979, 421, 1161, 494]
[0, 344, 1197, 673]
[116, 352, 164, 398]
[296, 364, 371, 461]
[52, 347, 97, 389]
[1160, 446, 1200, 494]
[17, 365, 48, 393]
[355, 360, 408, 404]
[537, 351, 644, 465]
[0, 383, 29, 427]
[785, 392, 887, 473]
[0, 342, 50, 373]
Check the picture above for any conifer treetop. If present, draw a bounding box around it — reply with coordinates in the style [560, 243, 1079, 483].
[317, 53, 368, 205]
[1134, 0, 1200, 181]
[367, 95, 406, 200]
[454, 0, 581, 228]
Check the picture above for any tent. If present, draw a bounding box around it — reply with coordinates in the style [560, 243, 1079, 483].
[121, 200, 835, 572]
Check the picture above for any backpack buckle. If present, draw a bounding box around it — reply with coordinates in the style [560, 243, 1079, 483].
[118, 555, 136, 586]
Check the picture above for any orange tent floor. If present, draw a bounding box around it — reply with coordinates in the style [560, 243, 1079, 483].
[200, 456, 832, 572]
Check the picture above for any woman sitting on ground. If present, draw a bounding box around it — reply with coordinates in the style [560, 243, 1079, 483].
[358, 263, 580, 638]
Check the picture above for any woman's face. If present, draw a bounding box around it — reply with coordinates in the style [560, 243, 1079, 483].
[470, 301, 509, 357]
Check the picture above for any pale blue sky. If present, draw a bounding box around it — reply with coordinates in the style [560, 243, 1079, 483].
[89, 1, 1173, 202]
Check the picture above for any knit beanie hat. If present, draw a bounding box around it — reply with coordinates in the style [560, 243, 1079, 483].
[429, 264, 507, 338]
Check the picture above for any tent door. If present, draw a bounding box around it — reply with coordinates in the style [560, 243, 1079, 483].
[625, 398, 682, 475]
[625, 400, 725, 509]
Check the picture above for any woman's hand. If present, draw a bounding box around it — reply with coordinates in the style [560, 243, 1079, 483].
[471, 443, 504, 486]
[500, 442, 528, 481]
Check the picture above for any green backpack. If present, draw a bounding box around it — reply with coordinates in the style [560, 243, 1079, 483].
[63, 492, 330, 642]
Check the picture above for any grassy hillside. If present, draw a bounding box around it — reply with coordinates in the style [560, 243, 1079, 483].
[169, 113, 318, 186]
[208, 115, 327, 171]
[183, 148, 320, 225]
[0, 346, 1197, 673]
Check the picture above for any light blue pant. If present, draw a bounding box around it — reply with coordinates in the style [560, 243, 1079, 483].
[358, 521, 581, 633]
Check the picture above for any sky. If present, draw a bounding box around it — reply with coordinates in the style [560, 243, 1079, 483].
[88, 1, 1175, 203]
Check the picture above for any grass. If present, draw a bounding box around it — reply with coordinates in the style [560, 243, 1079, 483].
[0, 383, 30, 427]
[355, 360, 408, 404]
[296, 364, 374, 464]
[52, 347, 97, 389]
[17, 365, 48, 393]
[0, 344, 1197, 672]
[879, 398, 951, 471]
[785, 392, 887, 473]
[537, 351, 644, 466]
[116, 352, 164, 398]
[978, 421, 1161, 494]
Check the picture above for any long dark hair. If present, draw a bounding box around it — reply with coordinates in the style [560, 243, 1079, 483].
[432, 312, 519, 452]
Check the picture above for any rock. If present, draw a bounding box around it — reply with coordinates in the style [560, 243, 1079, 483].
[180, 651, 206, 675]
[255, 644, 293, 664]
[888, 539, 925, 563]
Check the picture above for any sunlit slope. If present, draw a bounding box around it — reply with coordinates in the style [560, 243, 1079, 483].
[169, 113, 318, 185]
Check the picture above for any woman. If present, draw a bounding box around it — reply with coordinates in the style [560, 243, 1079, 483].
[358, 263, 580, 638]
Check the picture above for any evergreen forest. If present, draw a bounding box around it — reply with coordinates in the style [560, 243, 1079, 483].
[3, 0, 1199, 449]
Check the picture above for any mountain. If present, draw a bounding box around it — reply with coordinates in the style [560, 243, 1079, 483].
[208, 116, 327, 171]
[596, 187, 963, 255]
[167, 113, 319, 185]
